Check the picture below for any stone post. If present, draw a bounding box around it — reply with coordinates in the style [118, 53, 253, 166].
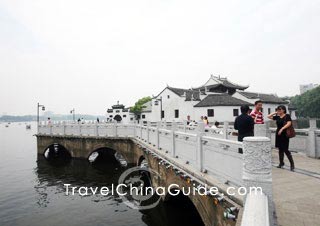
[162, 120, 167, 129]
[183, 120, 187, 133]
[78, 124, 81, 136]
[223, 121, 229, 139]
[95, 122, 98, 137]
[147, 121, 151, 144]
[49, 124, 53, 135]
[62, 121, 66, 135]
[113, 121, 118, 137]
[196, 122, 205, 171]
[197, 121, 205, 134]
[265, 121, 272, 139]
[243, 137, 273, 226]
[156, 122, 160, 149]
[307, 119, 317, 158]
[133, 121, 137, 138]
[171, 122, 177, 158]
[139, 120, 143, 139]
[254, 124, 267, 137]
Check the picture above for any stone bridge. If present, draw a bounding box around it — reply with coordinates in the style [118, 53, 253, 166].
[37, 122, 273, 226]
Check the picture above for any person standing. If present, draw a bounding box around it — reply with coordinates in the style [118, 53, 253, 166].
[267, 105, 295, 171]
[203, 116, 209, 127]
[234, 105, 254, 153]
[250, 100, 264, 124]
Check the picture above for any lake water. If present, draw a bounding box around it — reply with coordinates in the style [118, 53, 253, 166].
[0, 122, 203, 226]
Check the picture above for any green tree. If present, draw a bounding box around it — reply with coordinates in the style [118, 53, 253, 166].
[291, 86, 320, 118]
[130, 96, 152, 116]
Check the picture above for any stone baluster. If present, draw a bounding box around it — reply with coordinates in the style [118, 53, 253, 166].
[183, 120, 187, 133]
[156, 121, 160, 149]
[113, 121, 118, 137]
[133, 121, 137, 138]
[171, 121, 177, 158]
[307, 119, 317, 158]
[242, 136, 273, 225]
[265, 121, 271, 139]
[78, 124, 82, 136]
[95, 122, 98, 137]
[223, 121, 229, 139]
[139, 120, 143, 139]
[147, 121, 151, 144]
[62, 121, 66, 135]
[196, 122, 205, 171]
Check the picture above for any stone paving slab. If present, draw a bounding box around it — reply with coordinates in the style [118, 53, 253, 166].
[272, 150, 320, 226]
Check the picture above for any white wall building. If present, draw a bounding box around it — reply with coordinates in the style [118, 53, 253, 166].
[140, 75, 293, 123]
[106, 102, 135, 123]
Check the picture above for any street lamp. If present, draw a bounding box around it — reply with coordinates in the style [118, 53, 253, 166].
[154, 96, 163, 121]
[70, 108, 75, 122]
[37, 103, 45, 127]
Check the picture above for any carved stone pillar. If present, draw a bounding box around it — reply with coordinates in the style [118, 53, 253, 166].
[243, 136, 273, 225]
[254, 124, 267, 137]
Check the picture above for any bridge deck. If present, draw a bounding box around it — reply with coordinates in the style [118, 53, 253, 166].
[272, 150, 320, 226]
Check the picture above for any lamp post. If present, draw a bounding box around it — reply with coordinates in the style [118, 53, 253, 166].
[37, 103, 45, 129]
[70, 108, 75, 122]
[154, 96, 163, 121]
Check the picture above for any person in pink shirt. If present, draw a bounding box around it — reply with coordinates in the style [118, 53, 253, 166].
[250, 100, 264, 124]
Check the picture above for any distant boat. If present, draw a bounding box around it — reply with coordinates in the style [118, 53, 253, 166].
[26, 125, 31, 129]
[5, 124, 9, 128]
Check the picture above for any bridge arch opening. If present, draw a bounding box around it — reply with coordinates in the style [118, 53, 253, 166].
[162, 188, 205, 226]
[88, 147, 127, 167]
[43, 143, 72, 164]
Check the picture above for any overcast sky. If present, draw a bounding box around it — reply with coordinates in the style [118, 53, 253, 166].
[0, 0, 319, 116]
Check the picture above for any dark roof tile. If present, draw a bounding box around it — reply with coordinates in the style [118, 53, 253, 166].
[239, 91, 288, 104]
[194, 94, 253, 107]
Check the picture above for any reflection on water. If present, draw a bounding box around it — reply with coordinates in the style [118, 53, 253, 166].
[0, 122, 204, 226]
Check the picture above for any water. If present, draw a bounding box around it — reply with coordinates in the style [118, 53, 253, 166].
[0, 122, 204, 226]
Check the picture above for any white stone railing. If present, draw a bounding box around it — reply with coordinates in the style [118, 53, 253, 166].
[268, 119, 320, 158]
[241, 192, 269, 226]
[38, 121, 272, 225]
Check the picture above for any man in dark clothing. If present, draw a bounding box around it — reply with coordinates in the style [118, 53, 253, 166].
[234, 105, 254, 153]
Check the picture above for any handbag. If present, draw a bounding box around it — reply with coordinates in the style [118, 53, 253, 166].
[284, 115, 296, 138]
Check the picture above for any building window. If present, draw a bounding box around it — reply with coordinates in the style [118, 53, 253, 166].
[161, 110, 165, 119]
[130, 118, 133, 121]
[123, 115, 127, 118]
[207, 109, 214, 117]
[142, 115, 146, 119]
[116, 110, 120, 113]
[268, 108, 271, 114]
[233, 109, 239, 117]
[167, 95, 170, 99]
[175, 109, 179, 118]
[109, 115, 113, 118]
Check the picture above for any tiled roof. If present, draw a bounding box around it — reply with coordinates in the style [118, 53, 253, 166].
[112, 104, 125, 109]
[238, 91, 288, 104]
[194, 94, 253, 107]
[196, 76, 249, 90]
[167, 87, 201, 101]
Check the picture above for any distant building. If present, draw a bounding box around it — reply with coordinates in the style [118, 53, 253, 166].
[106, 101, 134, 123]
[140, 75, 292, 123]
[300, 83, 319, 94]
